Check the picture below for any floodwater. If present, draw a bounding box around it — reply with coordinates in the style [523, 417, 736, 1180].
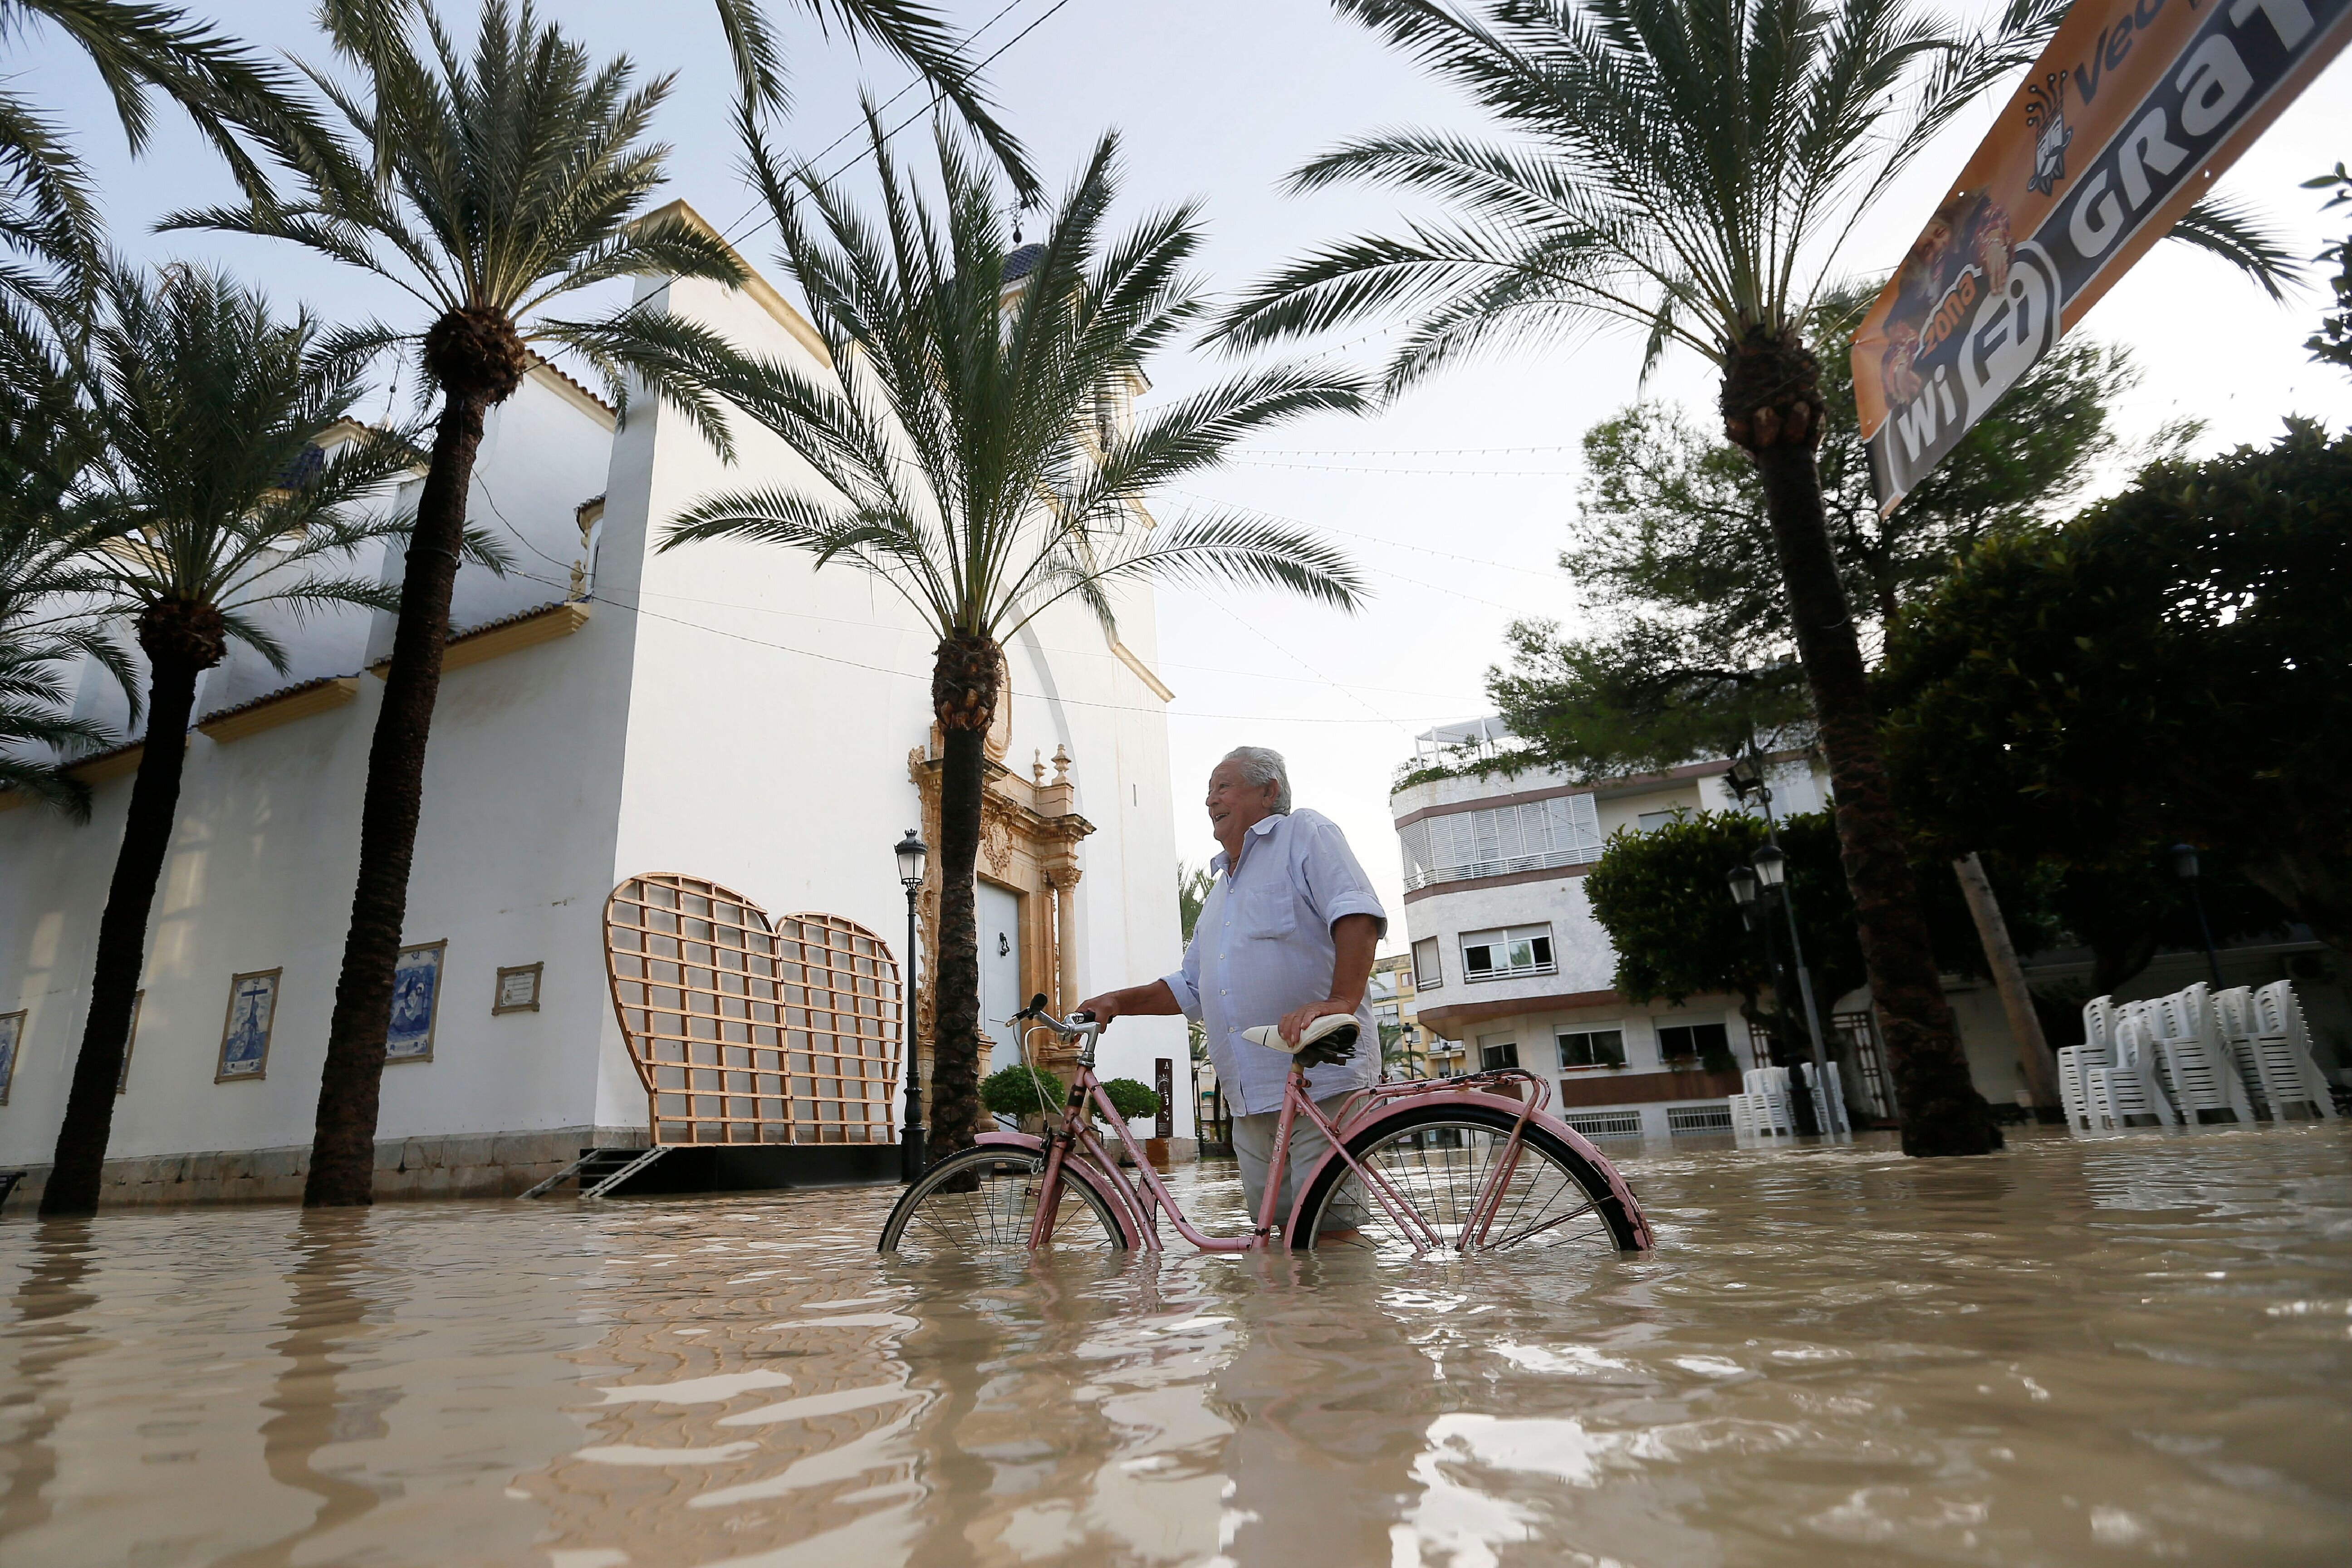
[3, 1126, 2348, 1568]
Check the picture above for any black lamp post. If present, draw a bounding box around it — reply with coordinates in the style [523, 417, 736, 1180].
[895, 828, 928, 1183]
[1724, 746, 1847, 1134]
[1727, 864, 1760, 929]
[2172, 843, 2224, 989]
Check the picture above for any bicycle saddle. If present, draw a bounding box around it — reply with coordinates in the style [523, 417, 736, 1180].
[1241, 1013, 1360, 1067]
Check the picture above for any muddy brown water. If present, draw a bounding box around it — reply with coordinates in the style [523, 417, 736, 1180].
[2, 1124, 2347, 1567]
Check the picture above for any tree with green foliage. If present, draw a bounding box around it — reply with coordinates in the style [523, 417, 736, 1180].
[980, 1063, 1065, 1121]
[1098, 1077, 1161, 1122]
[662, 118, 1365, 1163]
[1489, 299, 2160, 782]
[1880, 420, 2352, 959]
[2309, 163, 2352, 376]
[37, 265, 428, 1217]
[1585, 810, 1860, 1061]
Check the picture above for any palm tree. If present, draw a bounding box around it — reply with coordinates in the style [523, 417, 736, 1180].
[662, 116, 1371, 1157]
[173, 0, 1035, 1210]
[36, 264, 427, 1217]
[1215, 0, 2295, 1157]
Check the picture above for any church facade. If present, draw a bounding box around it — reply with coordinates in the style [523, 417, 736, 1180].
[0, 212, 1191, 1204]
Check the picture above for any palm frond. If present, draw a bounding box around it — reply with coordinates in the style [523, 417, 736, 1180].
[2166, 195, 2303, 302]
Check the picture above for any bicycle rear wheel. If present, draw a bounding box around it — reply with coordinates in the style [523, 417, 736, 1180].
[1293, 1103, 1642, 1255]
[878, 1145, 1130, 1259]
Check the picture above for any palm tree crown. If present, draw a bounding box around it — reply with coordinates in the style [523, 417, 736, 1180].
[167, 0, 748, 429]
[669, 116, 1369, 657]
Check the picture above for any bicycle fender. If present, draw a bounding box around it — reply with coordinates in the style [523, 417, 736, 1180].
[1289, 1089, 1655, 1251]
[971, 1132, 1147, 1248]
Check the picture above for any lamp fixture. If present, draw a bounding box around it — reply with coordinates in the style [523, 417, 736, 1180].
[895, 828, 928, 890]
[2170, 843, 2200, 881]
[1727, 864, 1759, 906]
[1752, 841, 1788, 889]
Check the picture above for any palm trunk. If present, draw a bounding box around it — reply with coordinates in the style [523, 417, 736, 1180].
[931, 725, 987, 1156]
[40, 606, 222, 1216]
[1725, 329, 1998, 1157]
[926, 632, 1001, 1158]
[302, 383, 488, 1207]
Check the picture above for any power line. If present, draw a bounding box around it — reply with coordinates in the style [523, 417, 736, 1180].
[1224, 458, 1580, 476]
[725, 0, 1084, 251]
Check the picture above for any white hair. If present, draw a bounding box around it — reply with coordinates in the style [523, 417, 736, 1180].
[1220, 746, 1292, 814]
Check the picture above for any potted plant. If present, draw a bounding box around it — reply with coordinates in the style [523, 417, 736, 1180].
[1098, 1078, 1164, 1167]
[980, 1064, 1066, 1137]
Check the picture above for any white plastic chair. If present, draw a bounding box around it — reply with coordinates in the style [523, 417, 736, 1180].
[1741, 1067, 1795, 1136]
[2059, 998, 2118, 1131]
[2084, 1014, 2178, 1129]
[1728, 1093, 1758, 1137]
[2148, 984, 2256, 1123]
[2252, 981, 2340, 1120]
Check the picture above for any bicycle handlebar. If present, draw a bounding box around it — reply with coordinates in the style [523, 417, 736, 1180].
[1011, 992, 1101, 1042]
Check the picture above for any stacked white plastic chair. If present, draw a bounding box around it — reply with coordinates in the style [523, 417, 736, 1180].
[2083, 1012, 2179, 1129]
[2057, 998, 2119, 1131]
[2247, 980, 2340, 1120]
[1740, 1067, 1797, 1136]
[2146, 983, 2258, 1124]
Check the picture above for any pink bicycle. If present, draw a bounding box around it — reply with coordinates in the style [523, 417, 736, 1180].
[879, 996, 1653, 1258]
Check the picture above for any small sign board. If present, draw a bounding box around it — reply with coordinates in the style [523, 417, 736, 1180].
[494, 962, 543, 1015]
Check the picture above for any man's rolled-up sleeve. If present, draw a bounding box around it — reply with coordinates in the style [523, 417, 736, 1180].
[1162, 928, 1203, 1021]
[1303, 815, 1388, 939]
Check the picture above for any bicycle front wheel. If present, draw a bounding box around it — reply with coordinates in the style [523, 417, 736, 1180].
[878, 1146, 1130, 1259]
[1293, 1103, 1642, 1255]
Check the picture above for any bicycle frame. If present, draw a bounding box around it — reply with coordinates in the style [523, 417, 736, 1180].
[985, 1011, 1652, 1254]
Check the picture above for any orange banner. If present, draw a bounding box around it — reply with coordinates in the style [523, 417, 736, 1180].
[1855, 0, 2352, 512]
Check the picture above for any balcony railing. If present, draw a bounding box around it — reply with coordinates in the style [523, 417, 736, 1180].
[1402, 844, 1601, 892]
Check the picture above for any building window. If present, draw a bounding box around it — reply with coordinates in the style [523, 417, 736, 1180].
[1460, 924, 1555, 981]
[1478, 1034, 1520, 1071]
[1656, 1021, 1731, 1067]
[1636, 808, 1683, 833]
[1557, 1028, 1625, 1069]
[1399, 793, 1603, 891]
[1412, 935, 1443, 990]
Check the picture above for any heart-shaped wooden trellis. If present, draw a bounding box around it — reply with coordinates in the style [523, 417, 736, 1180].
[603, 873, 902, 1147]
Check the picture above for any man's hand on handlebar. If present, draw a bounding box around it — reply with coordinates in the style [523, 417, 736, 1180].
[1072, 978, 1182, 1031]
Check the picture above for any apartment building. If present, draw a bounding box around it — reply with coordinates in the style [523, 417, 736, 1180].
[1390, 730, 1864, 1140]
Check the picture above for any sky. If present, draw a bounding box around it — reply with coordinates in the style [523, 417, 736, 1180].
[30, 0, 2352, 950]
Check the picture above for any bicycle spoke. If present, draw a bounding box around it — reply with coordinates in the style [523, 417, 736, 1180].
[1310, 1119, 1620, 1258]
[884, 1153, 1124, 1259]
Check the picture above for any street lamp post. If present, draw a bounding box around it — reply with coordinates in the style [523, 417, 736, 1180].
[894, 828, 928, 1183]
[2171, 843, 2224, 989]
[1725, 751, 1845, 1133]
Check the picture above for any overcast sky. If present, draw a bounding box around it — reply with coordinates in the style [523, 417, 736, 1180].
[34, 0, 2352, 946]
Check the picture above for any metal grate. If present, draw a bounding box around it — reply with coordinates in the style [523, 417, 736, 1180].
[603, 874, 901, 1147]
[1666, 1102, 1735, 1133]
[1560, 1110, 1645, 1139]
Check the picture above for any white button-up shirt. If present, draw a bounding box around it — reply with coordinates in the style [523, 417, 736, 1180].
[1163, 808, 1388, 1116]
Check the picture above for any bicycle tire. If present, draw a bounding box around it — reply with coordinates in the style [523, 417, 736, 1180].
[1290, 1103, 1643, 1254]
[878, 1145, 1131, 1259]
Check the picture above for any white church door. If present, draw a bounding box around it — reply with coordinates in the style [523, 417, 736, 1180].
[979, 881, 1025, 1077]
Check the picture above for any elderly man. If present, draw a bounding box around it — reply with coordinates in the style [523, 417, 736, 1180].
[1078, 746, 1385, 1237]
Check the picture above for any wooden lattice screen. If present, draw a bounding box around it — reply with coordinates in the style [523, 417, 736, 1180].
[603, 874, 902, 1147]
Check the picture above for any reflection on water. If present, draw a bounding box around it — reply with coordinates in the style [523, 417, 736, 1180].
[3, 1125, 2348, 1566]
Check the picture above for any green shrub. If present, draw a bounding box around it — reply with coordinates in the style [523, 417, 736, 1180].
[980, 1064, 1066, 1118]
[1098, 1077, 1161, 1122]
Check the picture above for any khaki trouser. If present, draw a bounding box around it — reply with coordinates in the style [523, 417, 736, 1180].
[1230, 1094, 1362, 1233]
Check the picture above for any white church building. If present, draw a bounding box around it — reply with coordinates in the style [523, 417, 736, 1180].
[0, 206, 1192, 1205]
